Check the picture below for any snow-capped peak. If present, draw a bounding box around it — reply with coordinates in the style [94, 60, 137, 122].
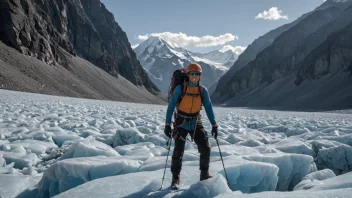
[134, 36, 241, 67]
[134, 36, 186, 58]
[134, 36, 165, 57]
[134, 36, 194, 64]
[133, 36, 240, 93]
[200, 47, 240, 67]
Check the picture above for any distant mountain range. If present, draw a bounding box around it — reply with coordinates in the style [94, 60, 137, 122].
[212, 0, 352, 110]
[134, 36, 240, 93]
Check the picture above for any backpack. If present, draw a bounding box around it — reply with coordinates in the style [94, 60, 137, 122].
[168, 69, 203, 106]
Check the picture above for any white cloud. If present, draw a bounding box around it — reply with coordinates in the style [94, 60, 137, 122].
[136, 32, 238, 47]
[220, 45, 247, 55]
[255, 7, 288, 20]
[131, 44, 139, 49]
[137, 35, 149, 41]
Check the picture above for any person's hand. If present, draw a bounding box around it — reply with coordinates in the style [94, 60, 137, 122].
[211, 125, 218, 139]
[164, 125, 172, 138]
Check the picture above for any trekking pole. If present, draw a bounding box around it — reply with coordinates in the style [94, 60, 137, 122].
[216, 139, 230, 187]
[160, 134, 172, 190]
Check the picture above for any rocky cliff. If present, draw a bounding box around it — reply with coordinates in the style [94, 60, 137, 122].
[212, 0, 352, 110]
[296, 21, 352, 85]
[0, 0, 159, 95]
[215, 9, 311, 92]
[0, 41, 166, 104]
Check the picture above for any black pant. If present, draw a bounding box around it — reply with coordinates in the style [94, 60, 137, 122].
[170, 124, 211, 175]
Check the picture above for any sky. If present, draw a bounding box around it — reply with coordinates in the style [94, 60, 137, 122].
[101, 0, 323, 53]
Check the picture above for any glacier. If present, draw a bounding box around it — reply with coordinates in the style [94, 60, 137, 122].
[1, 89, 352, 198]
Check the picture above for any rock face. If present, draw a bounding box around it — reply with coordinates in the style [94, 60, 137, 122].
[0, 0, 76, 66]
[228, 15, 307, 74]
[293, 21, 352, 109]
[212, 0, 352, 110]
[0, 0, 159, 94]
[0, 41, 166, 104]
[295, 19, 352, 85]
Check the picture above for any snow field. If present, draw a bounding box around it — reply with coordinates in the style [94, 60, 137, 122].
[1, 89, 352, 197]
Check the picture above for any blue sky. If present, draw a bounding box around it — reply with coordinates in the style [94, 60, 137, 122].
[100, 0, 324, 53]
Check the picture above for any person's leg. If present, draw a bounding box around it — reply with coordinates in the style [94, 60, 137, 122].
[193, 124, 212, 180]
[170, 127, 188, 185]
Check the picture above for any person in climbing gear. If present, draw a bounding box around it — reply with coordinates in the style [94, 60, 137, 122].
[164, 63, 218, 189]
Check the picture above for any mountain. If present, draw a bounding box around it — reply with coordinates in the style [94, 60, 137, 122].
[134, 36, 238, 93]
[211, 0, 352, 110]
[0, 0, 164, 103]
[228, 16, 307, 74]
[0, 41, 166, 104]
[213, 7, 313, 99]
[201, 48, 240, 68]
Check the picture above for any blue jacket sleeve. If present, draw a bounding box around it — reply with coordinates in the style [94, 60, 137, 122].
[165, 85, 182, 124]
[202, 86, 217, 125]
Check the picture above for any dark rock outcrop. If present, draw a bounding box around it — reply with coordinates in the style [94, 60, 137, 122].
[214, 9, 312, 95]
[0, 0, 75, 66]
[0, 0, 159, 95]
[0, 41, 166, 104]
[212, 0, 352, 110]
[296, 21, 352, 85]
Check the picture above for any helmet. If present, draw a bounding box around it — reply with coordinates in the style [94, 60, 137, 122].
[186, 63, 202, 73]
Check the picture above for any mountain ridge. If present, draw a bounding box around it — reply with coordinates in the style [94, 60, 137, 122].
[0, 0, 165, 104]
[134, 35, 238, 93]
[211, 0, 352, 110]
[0, 0, 160, 95]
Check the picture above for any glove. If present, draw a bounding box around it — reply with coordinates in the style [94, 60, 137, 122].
[211, 125, 218, 139]
[164, 125, 172, 138]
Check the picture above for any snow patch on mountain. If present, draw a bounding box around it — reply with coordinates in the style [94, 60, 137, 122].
[134, 36, 240, 93]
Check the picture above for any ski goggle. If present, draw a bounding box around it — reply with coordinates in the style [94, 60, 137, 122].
[188, 72, 201, 76]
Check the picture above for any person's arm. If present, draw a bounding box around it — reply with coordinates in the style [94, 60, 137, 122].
[201, 86, 217, 126]
[165, 85, 182, 125]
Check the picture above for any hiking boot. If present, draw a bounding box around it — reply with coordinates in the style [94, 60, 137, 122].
[171, 174, 180, 190]
[200, 172, 212, 181]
